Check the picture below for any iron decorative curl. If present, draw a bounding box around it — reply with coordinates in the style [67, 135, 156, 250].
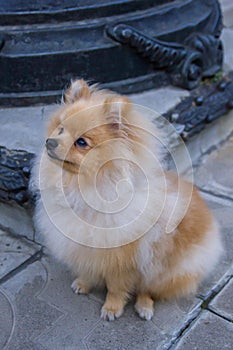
[107, 24, 223, 90]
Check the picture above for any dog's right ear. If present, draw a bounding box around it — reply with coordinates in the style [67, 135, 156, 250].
[63, 79, 92, 104]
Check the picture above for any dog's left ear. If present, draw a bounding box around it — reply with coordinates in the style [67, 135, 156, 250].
[63, 79, 92, 104]
[104, 96, 131, 126]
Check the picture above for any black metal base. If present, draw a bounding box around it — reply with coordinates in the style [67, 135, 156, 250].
[164, 72, 233, 140]
[0, 0, 223, 106]
[0, 147, 34, 206]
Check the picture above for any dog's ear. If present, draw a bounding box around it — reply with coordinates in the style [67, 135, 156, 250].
[63, 79, 92, 104]
[104, 96, 131, 127]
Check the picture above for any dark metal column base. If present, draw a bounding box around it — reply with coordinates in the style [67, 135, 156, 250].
[0, 0, 223, 106]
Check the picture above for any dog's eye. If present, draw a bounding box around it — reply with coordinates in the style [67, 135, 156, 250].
[58, 127, 64, 135]
[74, 138, 88, 148]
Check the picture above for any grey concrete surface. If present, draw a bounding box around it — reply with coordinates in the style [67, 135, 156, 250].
[209, 277, 233, 322]
[196, 194, 233, 297]
[0, 202, 35, 241]
[222, 28, 233, 72]
[0, 289, 13, 349]
[220, 0, 233, 28]
[1, 261, 62, 350]
[130, 87, 190, 115]
[169, 111, 233, 173]
[173, 312, 233, 350]
[0, 229, 41, 280]
[194, 137, 233, 200]
[0, 136, 233, 349]
[0, 105, 58, 153]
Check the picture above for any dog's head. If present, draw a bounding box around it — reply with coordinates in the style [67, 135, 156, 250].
[45, 79, 159, 179]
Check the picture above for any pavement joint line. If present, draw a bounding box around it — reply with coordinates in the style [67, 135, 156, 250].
[190, 129, 233, 168]
[0, 219, 44, 255]
[82, 319, 103, 349]
[0, 248, 43, 286]
[198, 188, 233, 203]
[162, 302, 202, 350]
[82, 343, 90, 350]
[0, 284, 16, 349]
[0, 222, 36, 245]
[199, 268, 233, 309]
[207, 305, 233, 324]
[163, 266, 233, 349]
[87, 293, 105, 305]
[33, 305, 69, 345]
[82, 338, 91, 350]
[0, 221, 46, 250]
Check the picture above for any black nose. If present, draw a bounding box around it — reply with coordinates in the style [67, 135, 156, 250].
[46, 138, 58, 150]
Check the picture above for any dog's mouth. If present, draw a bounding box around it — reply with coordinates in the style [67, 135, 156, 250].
[47, 150, 76, 167]
[47, 150, 63, 162]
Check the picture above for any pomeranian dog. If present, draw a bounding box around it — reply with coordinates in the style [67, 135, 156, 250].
[31, 79, 222, 321]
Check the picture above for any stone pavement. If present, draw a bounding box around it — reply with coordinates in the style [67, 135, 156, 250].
[0, 130, 233, 349]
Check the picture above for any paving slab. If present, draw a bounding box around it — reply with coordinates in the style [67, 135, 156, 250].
[196, 192, 233, 297]
[222, 28, 233, 72]
[0, 250, 204, 350]
[0, 255, 107, 350]
[130, 87, 190, 115]
[0, 105, 56, 154]
[208, 277, 233, 322]
[0, 229, 41, 280]
[194, 137, 233, 200]
[84, 305, 168, 350]
[27, 255, 201, 349]
[0, 202, 34, 241]
[173, 311, 233, 350]
[1, 261, 62, 350]
[0, 288, 14, 349]
[220, 0, 233, 27]
[42, 254, 204, 346]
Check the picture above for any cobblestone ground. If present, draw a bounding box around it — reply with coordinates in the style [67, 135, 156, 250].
[0, 136, 232, 350]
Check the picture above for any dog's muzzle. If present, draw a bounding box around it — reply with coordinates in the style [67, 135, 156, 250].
[46, 138, 58, 151]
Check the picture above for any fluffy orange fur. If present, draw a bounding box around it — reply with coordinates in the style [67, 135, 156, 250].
[31, 79, 222, 321]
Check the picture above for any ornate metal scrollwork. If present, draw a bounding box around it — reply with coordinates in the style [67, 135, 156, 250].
[106, 24, 223, 90]
[185, 33, 223, 77]
[0, 0, 223, 105]
[0, 147, 34, 206]
[107, 24, 187, 68]
[164, 72, 233, 139]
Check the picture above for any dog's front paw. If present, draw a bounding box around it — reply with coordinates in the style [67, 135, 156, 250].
[135, 305, 154, 320]
[101, 303, 124, 321]
[71, 278, 90, 295]
[135, 294, 154, 320]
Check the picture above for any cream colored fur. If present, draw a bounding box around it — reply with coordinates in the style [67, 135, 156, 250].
[30, 79, 223, 321]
